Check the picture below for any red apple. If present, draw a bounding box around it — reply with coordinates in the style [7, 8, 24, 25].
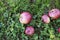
[48, 9, 60, 19]
[58, 28, 60, 33]
[42, 14, 50, 23]
[25, 26, 34, 36]
[19, 12, 32, 24]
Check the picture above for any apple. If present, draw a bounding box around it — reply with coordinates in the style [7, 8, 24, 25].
[48, 9, 60, 19]
[25, 26, 34, 36]
[19, 12, 32, 24]
[58, 28, 60, 33]
[42, 14, 50, 23]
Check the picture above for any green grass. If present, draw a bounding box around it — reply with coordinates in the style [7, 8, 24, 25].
[0, 0, 60, 40]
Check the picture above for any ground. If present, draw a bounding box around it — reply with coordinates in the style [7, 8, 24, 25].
[0, 0, 60, 40]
